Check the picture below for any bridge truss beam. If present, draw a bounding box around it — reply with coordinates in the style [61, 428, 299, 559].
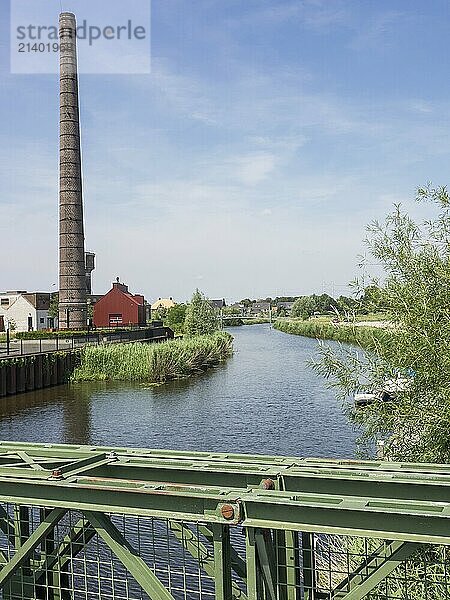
[0, 441, 449, 598]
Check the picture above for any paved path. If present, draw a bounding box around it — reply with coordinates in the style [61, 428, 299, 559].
[0, 330, 170, 358]
[0, 336, 99, 357]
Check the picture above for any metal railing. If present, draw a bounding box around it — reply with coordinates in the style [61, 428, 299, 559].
[0, 441, 449, 598]
[0, 326, 173, 358]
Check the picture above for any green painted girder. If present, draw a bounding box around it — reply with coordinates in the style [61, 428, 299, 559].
[2, 441, 450, 506]
[1, 443, 450, 543]
[330, 540, 420, 600]
[33, 517, 96, 581]
[0, 476, 244, 524]
[5, 442, 450, 600]
[254, 529, 277, 600]
[212, 523, 234, 600]
[84, 510, 175, 600]
[241, 489, 450, 544]
[199, 525, 247, 580]
[2, 472, 450, 544]
[0, 451, 113, 481]
[0, 508, 66, 588]
[91, 459, 450, 503]
[6, 439, 450, 474]
[169, 521, 247, 599]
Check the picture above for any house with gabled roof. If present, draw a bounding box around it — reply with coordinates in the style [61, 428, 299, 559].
[93, 279, 147, 328]
[209, 299, 226, 310]
[0, 291, 54, 332]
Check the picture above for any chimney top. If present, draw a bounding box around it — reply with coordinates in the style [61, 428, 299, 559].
[113, 279, 129, 293]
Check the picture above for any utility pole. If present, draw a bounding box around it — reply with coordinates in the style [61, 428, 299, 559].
[6, 320, 10, 356]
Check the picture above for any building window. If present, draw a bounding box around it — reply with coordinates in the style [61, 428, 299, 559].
[40, 318, 45, 324]
[109, 314, 123, 326]
[0, 299, 9, 306]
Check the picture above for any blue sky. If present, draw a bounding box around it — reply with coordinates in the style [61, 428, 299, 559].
[1, 0, 450, 302]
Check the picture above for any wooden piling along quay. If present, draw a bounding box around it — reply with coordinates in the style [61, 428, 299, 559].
[0, 326, 174, 398]
[0, 351, 80, 398]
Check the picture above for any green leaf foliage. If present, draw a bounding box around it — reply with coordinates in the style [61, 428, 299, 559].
[165, 303, 187, 334]
[184, 290, 219, 337]
[313, 185, 450, 462]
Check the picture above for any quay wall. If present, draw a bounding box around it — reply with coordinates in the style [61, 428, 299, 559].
[0, 326, 175, 397]
[0, 351, 79, 398]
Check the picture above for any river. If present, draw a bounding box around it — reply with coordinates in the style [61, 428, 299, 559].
[0, 324, 358, 458]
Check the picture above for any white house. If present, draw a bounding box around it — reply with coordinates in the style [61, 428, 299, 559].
[0, 291, 56, 332]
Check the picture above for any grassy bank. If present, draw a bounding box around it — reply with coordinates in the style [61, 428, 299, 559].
[71, 332, 233, 383]
[224, 317, 270, 327]
[274, 319, 388, 348]
[243, 318, 270, 325]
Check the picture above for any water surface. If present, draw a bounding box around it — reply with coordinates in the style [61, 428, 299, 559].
[0, 325, 358, 458]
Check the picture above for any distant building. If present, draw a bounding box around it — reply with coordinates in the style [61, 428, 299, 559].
[209, 299, 226, 310]
[250, 301, 271, 316]
[151, 297, 176, 311]
[276, 301, 295, 314]
[94, 279, 147, 328]
[228, 302, 245, 314]
[0, 291, 55, 332]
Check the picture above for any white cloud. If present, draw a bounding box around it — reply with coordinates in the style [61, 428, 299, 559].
[142, 59, 218, 124]
[227, 0, 350, 31]
[408, 100, 434, 114]
[349, 10, 404, 51]
[234, 152, 277, 185]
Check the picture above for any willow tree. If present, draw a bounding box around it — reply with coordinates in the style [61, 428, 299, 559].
[315, 185, 450, 462]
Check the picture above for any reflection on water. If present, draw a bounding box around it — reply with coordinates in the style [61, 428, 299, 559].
[0, 325, 358, 458]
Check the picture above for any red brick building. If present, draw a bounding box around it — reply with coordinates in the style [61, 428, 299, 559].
[93, 279, 147, 328]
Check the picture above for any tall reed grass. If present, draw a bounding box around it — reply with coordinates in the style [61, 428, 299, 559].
[274, 319, 388, 349]
[71, 332, 233, 383]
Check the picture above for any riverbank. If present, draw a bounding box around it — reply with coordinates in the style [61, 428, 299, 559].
[71, 331, 233, 383]
[224, 317, 270, 326]
[274, 319, 388, 348]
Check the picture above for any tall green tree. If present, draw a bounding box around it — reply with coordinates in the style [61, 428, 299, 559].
[315, 185, 450, 462]
[360, 285, 384, 313]
[291, 296, 315, 319]
[165, 304, 187, 334]
[184, 290, 219, 336]
[48, 293, 59, 318]
[291, 294, 338, 319]
[336, 295, 359, 315]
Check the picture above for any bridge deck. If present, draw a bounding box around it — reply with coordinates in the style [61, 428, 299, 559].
[0, 441, 449, 598]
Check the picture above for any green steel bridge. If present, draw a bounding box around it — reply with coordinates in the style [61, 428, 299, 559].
[0, 441, 449, 599]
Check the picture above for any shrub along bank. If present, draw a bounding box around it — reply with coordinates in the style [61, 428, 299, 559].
[71, 332, 233, 383]
[274, 319, 388, 349]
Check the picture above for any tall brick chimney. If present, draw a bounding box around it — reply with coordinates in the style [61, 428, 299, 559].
[58, 13, 87, 329]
